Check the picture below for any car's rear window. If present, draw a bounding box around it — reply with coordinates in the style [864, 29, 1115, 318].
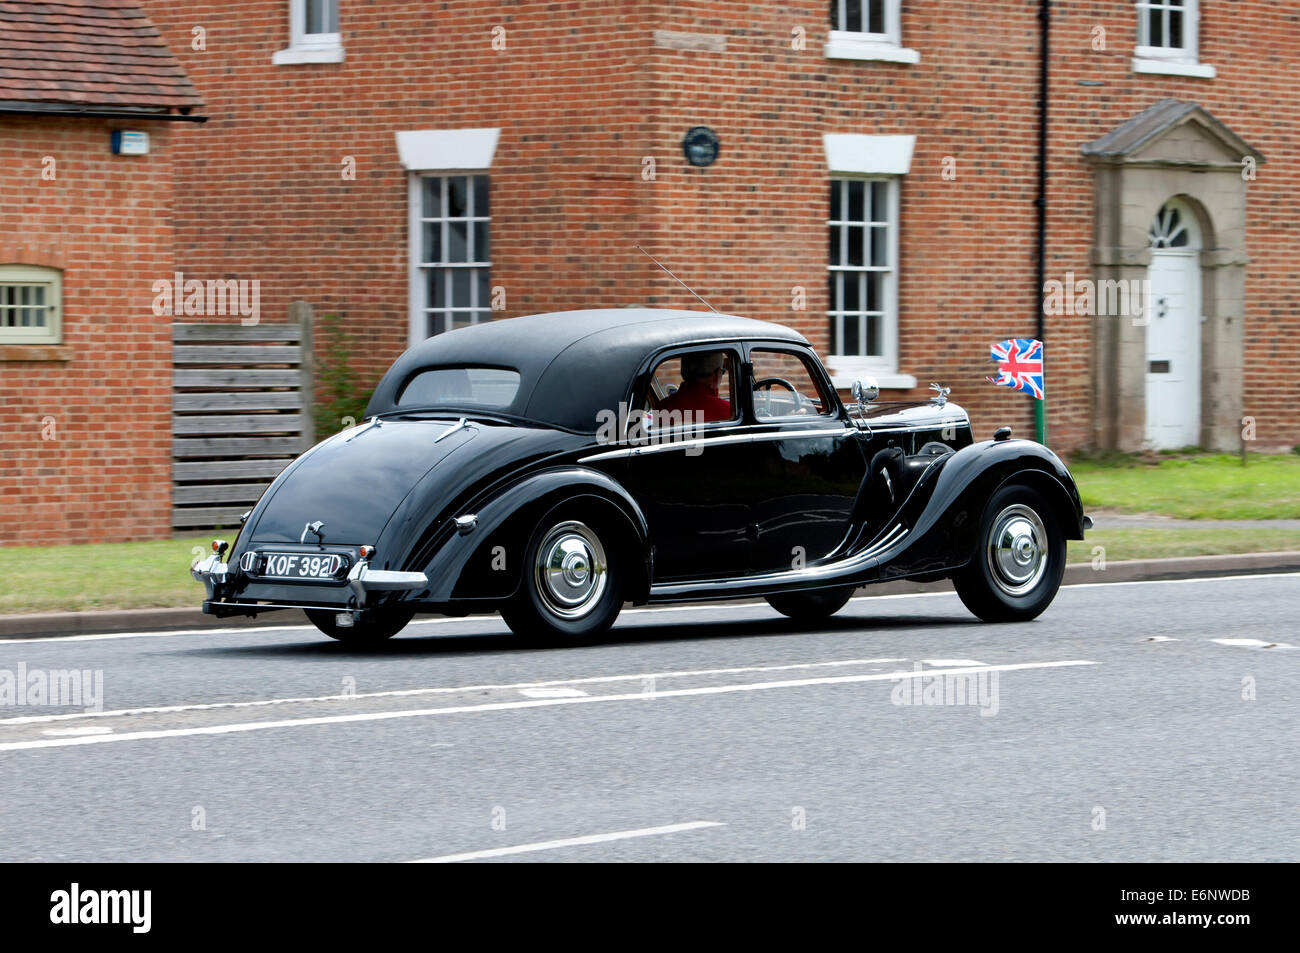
[396, 366, 521, 409]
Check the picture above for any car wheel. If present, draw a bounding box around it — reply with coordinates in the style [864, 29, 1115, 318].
[501, 511, 623, 644]
[764, 585, 856, 621]
[951, 483, 1065, 623]
[304, 606, 415, 645]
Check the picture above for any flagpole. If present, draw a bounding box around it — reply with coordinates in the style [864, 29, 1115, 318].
[1034, 0, 1050, 445]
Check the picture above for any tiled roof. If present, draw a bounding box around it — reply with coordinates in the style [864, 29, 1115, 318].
[0, 0, 201, 112]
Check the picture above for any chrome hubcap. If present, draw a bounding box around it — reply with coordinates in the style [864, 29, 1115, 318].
[534, 521, 608, 619]
[986, 504, 1048, 597]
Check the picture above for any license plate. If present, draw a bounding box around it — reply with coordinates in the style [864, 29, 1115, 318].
[256, 552, 344, 579]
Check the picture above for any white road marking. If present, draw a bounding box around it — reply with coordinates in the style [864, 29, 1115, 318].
[0, 659, 1095, 753]
[1143, 636, 1179, 642]
[41, 726, 113, 737]
[518, 687, 589, 698]
[2, 571, 1292, 646]
[0, 656, 907, 726]
[921, 658, 983, 666]
[1209, 638, 1294, 649]
[406, 821, 725, 863]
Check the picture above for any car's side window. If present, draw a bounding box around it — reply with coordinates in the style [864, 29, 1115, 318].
[641, 349, 738, 426]
[750, 349, 832, 420]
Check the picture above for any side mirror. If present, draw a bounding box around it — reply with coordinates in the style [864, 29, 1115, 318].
[851, 377, 879, 405]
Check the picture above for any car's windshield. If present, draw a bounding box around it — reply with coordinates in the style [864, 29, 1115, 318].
[395, 366, 521, 410]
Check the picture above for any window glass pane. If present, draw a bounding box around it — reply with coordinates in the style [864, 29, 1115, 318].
[448, 221, 468, 262]
[866, 272, 880, 311]
[844, 0, 861, 32]
[447, 176, 469, 218]
[472, 175, 489, 217]
[847, 226, 864, 267]
[306, 0, 336, 34]
[1149, 8, 1164, 46]
[870, 225, 887, 267]
[476, 271, 491, 310]
[843, 317, 860, 355]
[842, 271, 860, 313]
[829, 179, 840, 220]
[1168, 9, 1183, 47]
[828, 227, 841, 267]
[847, 180, 865, 222]
[473, 221, 489, 263]
[422, 178, 441, 218]
[397, 366, 521, 409]
[422, 222, 442, 263]
[645, 350, 736, 423]
[871, 181, 888, 222]
[868, 0, 884, 32]
[751, 349, 829, 419]
[452, 268, 471, 306]
[865, 315, 881, 355]
[426, 269, 445, 309]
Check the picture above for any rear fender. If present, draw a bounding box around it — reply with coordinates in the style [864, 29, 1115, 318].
[421, 468, 651, 604]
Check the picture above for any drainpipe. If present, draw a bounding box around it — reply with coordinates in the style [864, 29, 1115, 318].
[1034, 0, 1050, 444]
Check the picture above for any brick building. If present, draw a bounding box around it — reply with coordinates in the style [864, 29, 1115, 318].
[0, 0, 202, 546]
[9, 1, 1299, 545]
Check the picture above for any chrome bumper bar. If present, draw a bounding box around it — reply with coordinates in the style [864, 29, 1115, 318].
[192, 555, 428, 607]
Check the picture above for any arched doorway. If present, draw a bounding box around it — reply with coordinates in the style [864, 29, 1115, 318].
[1144, 199, 1202, 449]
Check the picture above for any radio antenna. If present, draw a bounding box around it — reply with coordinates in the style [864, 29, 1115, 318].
[634, 244, 721, 314]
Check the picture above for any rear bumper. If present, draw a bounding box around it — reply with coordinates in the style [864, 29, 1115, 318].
[193, 555, 428, 611]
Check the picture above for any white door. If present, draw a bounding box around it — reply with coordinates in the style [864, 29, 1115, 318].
[1144, 203, 1202, 449]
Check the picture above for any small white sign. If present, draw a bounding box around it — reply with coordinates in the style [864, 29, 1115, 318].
[113, 130, 150, 155]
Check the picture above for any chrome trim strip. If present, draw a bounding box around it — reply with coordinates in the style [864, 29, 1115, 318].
[649, 524, 909, 597]
[577, 427, 852, 463]
[343, 416, 382, 442]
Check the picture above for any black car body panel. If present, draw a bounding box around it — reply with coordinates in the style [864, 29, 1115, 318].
[196, 308, 1087, 621]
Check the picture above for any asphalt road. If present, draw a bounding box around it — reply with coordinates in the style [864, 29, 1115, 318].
[0, 573, 1295, 862]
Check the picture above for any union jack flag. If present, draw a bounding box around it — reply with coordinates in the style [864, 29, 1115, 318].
[987, 338, 1044, 399]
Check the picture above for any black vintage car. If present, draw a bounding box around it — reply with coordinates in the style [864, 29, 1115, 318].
[193, 309, 1090, 644]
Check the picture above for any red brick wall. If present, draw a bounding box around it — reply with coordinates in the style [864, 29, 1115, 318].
[0, 116, 175, 546]
[142, 0, 1300, 454]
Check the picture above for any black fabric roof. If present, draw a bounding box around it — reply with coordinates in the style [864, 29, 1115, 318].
[365, 308, 809, 432]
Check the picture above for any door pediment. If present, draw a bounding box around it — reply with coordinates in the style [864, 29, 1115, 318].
[1081, 99, 1264, 170]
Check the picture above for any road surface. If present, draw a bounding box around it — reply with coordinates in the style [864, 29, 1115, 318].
[0, 573, 1295, 862]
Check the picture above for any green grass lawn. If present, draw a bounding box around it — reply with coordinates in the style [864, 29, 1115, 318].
[1068, 528, 1300, 564]
[2, 452, 1298, 615]
[1069, 452, 1300, 519]
[0, 536, 212, 614]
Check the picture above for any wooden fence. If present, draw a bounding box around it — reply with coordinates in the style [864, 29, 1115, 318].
[171, 312, 313, 530]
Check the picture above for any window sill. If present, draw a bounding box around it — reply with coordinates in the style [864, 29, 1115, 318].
[825, 35, 920, 65]
[825, 359, 917, 390]
[272, 45, 345, 65]
[1131, 56, 1215, 79]
[0, 344, 71, 361]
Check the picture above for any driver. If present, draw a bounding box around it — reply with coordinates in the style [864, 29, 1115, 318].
[656, 350, 732, 423]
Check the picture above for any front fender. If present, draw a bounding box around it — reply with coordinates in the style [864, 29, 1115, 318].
[419, 467, 652, 604]
[878, 438, 1086, 578]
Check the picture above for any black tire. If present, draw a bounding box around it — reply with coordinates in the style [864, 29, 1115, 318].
[765, 585, 857, 621]
[304, 605, 415, 645]
[951, 483, 1066, 623]
[500, 507, 624, 645]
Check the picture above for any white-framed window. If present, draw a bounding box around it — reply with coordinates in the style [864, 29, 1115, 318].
[409, 174, 491, 340]
[826, 0, 920, 64]
[1132, 0, 1215, 78]
[0, 265, 62, 345]
[828, 177, 898, 371]
[272, 0, 344, 65]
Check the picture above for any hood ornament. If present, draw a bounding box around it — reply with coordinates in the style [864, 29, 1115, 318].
[929, 383, 951, 407]
[301, 520, 325, 544]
